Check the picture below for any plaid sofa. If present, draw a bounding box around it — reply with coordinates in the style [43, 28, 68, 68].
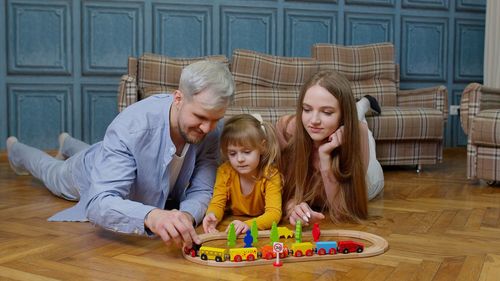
[460, 83, 500, 183]
[118, 50, 318, 122]
[117, 43, 448, 167]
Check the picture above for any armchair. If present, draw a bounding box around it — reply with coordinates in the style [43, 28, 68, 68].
[460, 83, 500, 184]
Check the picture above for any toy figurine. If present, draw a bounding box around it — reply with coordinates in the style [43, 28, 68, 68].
[244, 230, 253, 247]
[277, 226, 294, 239]
[312, 223, 321, 242]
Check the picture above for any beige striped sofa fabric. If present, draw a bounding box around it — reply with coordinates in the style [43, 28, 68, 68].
[460, 83, 500, 183]
[117, 43, 448, 167]
[225, 49, 319, 122]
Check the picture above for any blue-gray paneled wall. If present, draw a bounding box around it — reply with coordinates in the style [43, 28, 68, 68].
[0, 0, 485, 149]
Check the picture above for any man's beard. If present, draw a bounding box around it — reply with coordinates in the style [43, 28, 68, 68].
[179, 125, 205, 144]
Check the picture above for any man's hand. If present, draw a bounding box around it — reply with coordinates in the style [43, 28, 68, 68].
[202, 213, 219, 233]
[287, 202, 325, 226]
[144, 208, 201, 248]
[225, 220, 249, 235]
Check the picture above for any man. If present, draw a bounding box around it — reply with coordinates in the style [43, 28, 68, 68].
[6, 60, 234, 249]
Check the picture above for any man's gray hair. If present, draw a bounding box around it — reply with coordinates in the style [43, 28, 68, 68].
[179, 60, 234, 109]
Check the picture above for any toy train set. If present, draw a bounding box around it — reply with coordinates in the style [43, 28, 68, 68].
[187, 239, 364, 262]
[182, 225, 389, 267]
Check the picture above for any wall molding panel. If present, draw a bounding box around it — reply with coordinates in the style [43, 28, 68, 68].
[221, 6, 277, 56]
[7, 84, 71, 149]
[7, 0, 72, 75]
[153, 4, 212, 57]
[454, 18, 485, 82]
[402, 0, 449, 10]
[345, 13, 394, 45]
[82, 85, 118, 144]
[82, 1, 144, 75]
[0, 0, 486, 149]
[285, 9, 336, 56]
[456, 0, 486, 12]
[402, 16, 448, 81]
[346, 0, 394, 7]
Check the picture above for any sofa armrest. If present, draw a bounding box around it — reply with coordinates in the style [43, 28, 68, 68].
[398, 85, 448, 122]
[117, 74, 138, 112]
[460, 83, 500, 135]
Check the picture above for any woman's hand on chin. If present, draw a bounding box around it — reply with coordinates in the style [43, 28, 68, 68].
[318, 126, 344, 156]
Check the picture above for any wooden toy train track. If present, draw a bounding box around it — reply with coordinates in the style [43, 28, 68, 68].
[182, 229, 389, 267]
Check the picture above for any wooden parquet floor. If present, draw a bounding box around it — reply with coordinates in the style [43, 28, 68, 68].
[1, 148, 499, 281]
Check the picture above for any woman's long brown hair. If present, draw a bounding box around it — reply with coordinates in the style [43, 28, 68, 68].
[282, 70, 368, 223]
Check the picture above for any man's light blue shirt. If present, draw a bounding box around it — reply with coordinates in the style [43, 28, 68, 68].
[49, 94, 220, 235]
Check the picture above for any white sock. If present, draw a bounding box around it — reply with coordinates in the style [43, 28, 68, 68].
[356, 97, 370, 121]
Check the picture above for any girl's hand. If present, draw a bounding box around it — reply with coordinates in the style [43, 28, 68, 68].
[226, 220, 249, 235]
[319, 126, 344, 156]
[202, 213, 219, 233]
[288, 202, 325, 226]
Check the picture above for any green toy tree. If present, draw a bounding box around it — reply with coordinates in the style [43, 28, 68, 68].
[295, 220, 302, 243]
[227, 222, 236, 247]
[270, 221, 279, 244]
[251, 220, 258, 244]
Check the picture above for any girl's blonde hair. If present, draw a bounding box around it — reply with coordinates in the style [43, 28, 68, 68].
[220, 114, 281, 179]
[282, 70, 368, 223]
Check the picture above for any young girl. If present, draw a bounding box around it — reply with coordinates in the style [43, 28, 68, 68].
[203, 114, 282, 235]
[276, 70, 384, 226]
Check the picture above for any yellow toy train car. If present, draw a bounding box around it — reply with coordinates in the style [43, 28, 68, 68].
[290, 242, 315, 257]
[229, 247, 258, 262]
[199, 246, 227, 262]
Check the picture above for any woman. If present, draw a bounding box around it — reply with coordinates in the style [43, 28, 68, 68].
[276, 70, 384, 225]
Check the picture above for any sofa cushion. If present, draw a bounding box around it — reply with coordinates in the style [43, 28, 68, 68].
[231, 49, 320, 107]
[471, 109, 500, 146]
[367, 107, 444, 140]
[225, 106, 296, 124]
[233, 84, 300, 107]
[312, 43, 398, 107]
[137, 53, 229, 99]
